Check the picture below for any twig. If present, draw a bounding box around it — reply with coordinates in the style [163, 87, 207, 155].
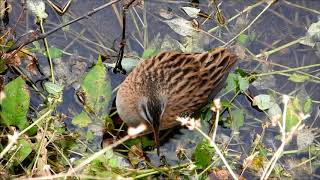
[208, 1, 266, 33]
[39, 18, 55, 83]
[18, 109, 53, 136]
[253, 63, 320, 79]
[196, 127, 238, 180]
[114, 0, 137, 74]
[66, 124, 146, 176]
[211, 99, 221, 141]
[0, 131, 19, 159]
[177, 113, 238, 179]
[0, 109, 53, 159]
[255, 38, 303, 58]
[260, 95, 309, 180]
[283, 0, 320, 15]
[6, 0, 121, 53]
[223, 0, 277, 47]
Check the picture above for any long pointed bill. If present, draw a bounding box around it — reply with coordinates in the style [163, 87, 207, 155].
[152, 123, 160, 156]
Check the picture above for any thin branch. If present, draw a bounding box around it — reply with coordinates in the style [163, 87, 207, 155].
[6, 0, 121, 53]
[223, 0, 277, 47]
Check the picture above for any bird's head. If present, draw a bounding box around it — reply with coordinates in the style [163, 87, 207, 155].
[116, 85, 167, 155]
[137, 95, 167, 155]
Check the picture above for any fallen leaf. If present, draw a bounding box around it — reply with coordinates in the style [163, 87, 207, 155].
[164, 17, 197, 36]
[238, 76, 249, 92]
[159, 8, 173, 19]
[300, 18, 320, 47]
[253, 94, 275, 110]
[267, 103, 282, 126]
[128, 142, 145, 167]
[44, 81, 64, 95]
[181, 7, 200, 18]
[230, 109, 244, 132]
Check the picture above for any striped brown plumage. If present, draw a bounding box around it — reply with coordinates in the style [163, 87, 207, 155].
[116, 47, 237, 155]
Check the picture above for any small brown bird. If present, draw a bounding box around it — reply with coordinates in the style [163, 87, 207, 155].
[116, 47, 237, 155]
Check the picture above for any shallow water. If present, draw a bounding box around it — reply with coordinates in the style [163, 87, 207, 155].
[4, 0, 320, 178]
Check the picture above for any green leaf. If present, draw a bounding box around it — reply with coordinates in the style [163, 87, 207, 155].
[253, 94, 275, 110]
[303, 98, 312, 113]
[0, 58, 7, 73]
[104, 150, 121, 168]
[267, 103, 282, 122]
[72, 111, 92, 128]
[193, 140, 214, 169]
[44, 47, 62, 59]
[285, 103, 300, 132]
[293, 98, 302, 111]
[236, 34, 250, 46]
[288, 73, 310, 83]
[86, 130, 94, 140]
[220, 99, 232, 108]
[230, 109, 244, 132]
[121, 57, 140, 72]
[236, 32, 256, 47]
[3, 40, 15, 51]
[225, 71, 251, 93]
[221, 116, 231, 128]
[97, 55, 103, 65]
[142, 48, 158, 59]
[84, 150, 121, 177]
[235, 68, 249, 77]
[125, 137, 154, 149]
[238, 76, 249, 92]
[81, 61, 112, 116]
[225, 73, 237, 92]
[104, 116, 115, 131]
[0, 77, 30, 130]
[200, 108, 212, 122]
[250, 156, 265, 172]
[73, 60, 113, 146]
[32, 41, 42, 53]
[274, 134, 281, 141]
[44, 82, 64, 95]
[14, 139, 32, 165]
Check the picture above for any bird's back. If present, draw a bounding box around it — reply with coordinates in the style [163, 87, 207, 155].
[123, 47, 237, 129]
